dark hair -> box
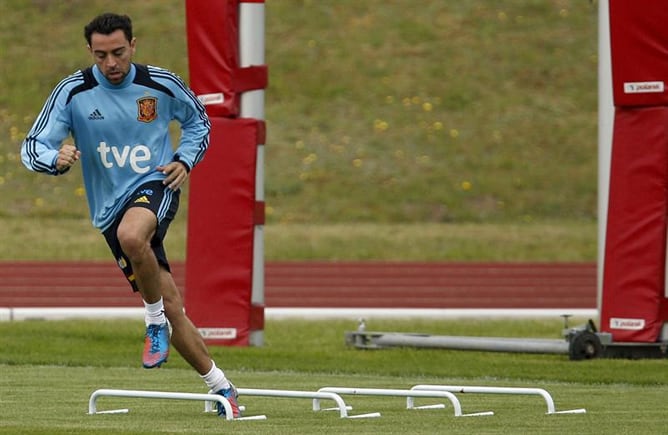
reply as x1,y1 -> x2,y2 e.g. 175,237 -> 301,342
84,13 -> 133,45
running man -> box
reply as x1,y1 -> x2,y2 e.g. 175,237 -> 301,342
20,12 -> 240,417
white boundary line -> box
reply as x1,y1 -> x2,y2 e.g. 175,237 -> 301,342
0,307 -> 597,322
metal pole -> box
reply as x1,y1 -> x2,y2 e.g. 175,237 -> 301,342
597,0 -> 612,320
373,333 -> 570,354
239,1 -> 266,347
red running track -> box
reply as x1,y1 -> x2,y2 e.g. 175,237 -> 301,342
0,261 -> 596,309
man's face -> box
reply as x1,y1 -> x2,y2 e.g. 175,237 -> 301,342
88,29 -> 135,84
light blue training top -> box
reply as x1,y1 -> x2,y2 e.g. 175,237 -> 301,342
21,63 -> 210,231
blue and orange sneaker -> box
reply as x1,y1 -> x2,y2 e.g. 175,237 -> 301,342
142,323 -> 169,368
215,384 -> 241,418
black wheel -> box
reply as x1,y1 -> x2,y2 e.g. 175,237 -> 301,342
569,330 -> 602,360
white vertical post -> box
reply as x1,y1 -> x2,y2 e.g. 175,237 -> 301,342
597,0 -> 613,321
239,1 -> 266,346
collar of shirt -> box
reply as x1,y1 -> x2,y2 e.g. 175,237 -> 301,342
92,63 -> 137,89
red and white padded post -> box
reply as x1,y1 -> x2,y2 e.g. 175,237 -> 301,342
601,107 -> 668,342
184,0 -> 267,346
600,0 -> 668,342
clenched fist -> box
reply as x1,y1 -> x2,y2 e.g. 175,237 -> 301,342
56,144 -> 81,172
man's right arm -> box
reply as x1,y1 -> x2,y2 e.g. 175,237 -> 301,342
21,77 -> 75,175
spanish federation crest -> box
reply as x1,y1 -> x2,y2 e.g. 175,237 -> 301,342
137,96 -> 158,123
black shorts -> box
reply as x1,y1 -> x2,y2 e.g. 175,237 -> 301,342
102,180 -> 180,292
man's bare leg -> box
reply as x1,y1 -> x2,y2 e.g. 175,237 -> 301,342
116,206 -> 240,415
158,267 -> 214,374
117,208 -> 211,374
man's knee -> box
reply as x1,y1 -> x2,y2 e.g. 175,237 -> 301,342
117,208 -> 157,259
117,228 -> 149,259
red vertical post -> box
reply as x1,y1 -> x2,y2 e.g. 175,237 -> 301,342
184,0 -> 267,345
601,0 -> 668,342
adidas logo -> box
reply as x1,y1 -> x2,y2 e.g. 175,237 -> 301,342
134,195 -> 150,204
88,109 -> 104,120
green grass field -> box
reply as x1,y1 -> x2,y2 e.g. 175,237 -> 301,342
0,2 -> 645,434
2,318 -> 668,434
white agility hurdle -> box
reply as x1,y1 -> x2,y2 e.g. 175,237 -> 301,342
317,387 -> 494,417
87,389 -> 266,421
411,385 -> 587,415
205,388 -> 380,419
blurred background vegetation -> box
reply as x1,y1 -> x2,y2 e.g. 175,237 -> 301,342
0,0 -> 599,260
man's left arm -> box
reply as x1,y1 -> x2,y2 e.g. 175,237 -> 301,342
159,74 -> 211,190
171,79 -> 211,173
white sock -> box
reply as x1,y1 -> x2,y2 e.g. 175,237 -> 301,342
200,360 -> 230,392
143,298 -> 167,326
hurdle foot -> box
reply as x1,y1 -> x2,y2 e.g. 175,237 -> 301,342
234,415 -> 268,421
460,411 -> 495,417
412,403 -> 446,410
320,405 -> 353,412
346,412 -> 382,419
89,408 -> 129,415
548,408 -> 587,415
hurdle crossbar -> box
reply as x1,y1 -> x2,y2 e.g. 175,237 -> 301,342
411,385 -> 586,415
88,388 -> 267,421
317,387 -> 493,417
